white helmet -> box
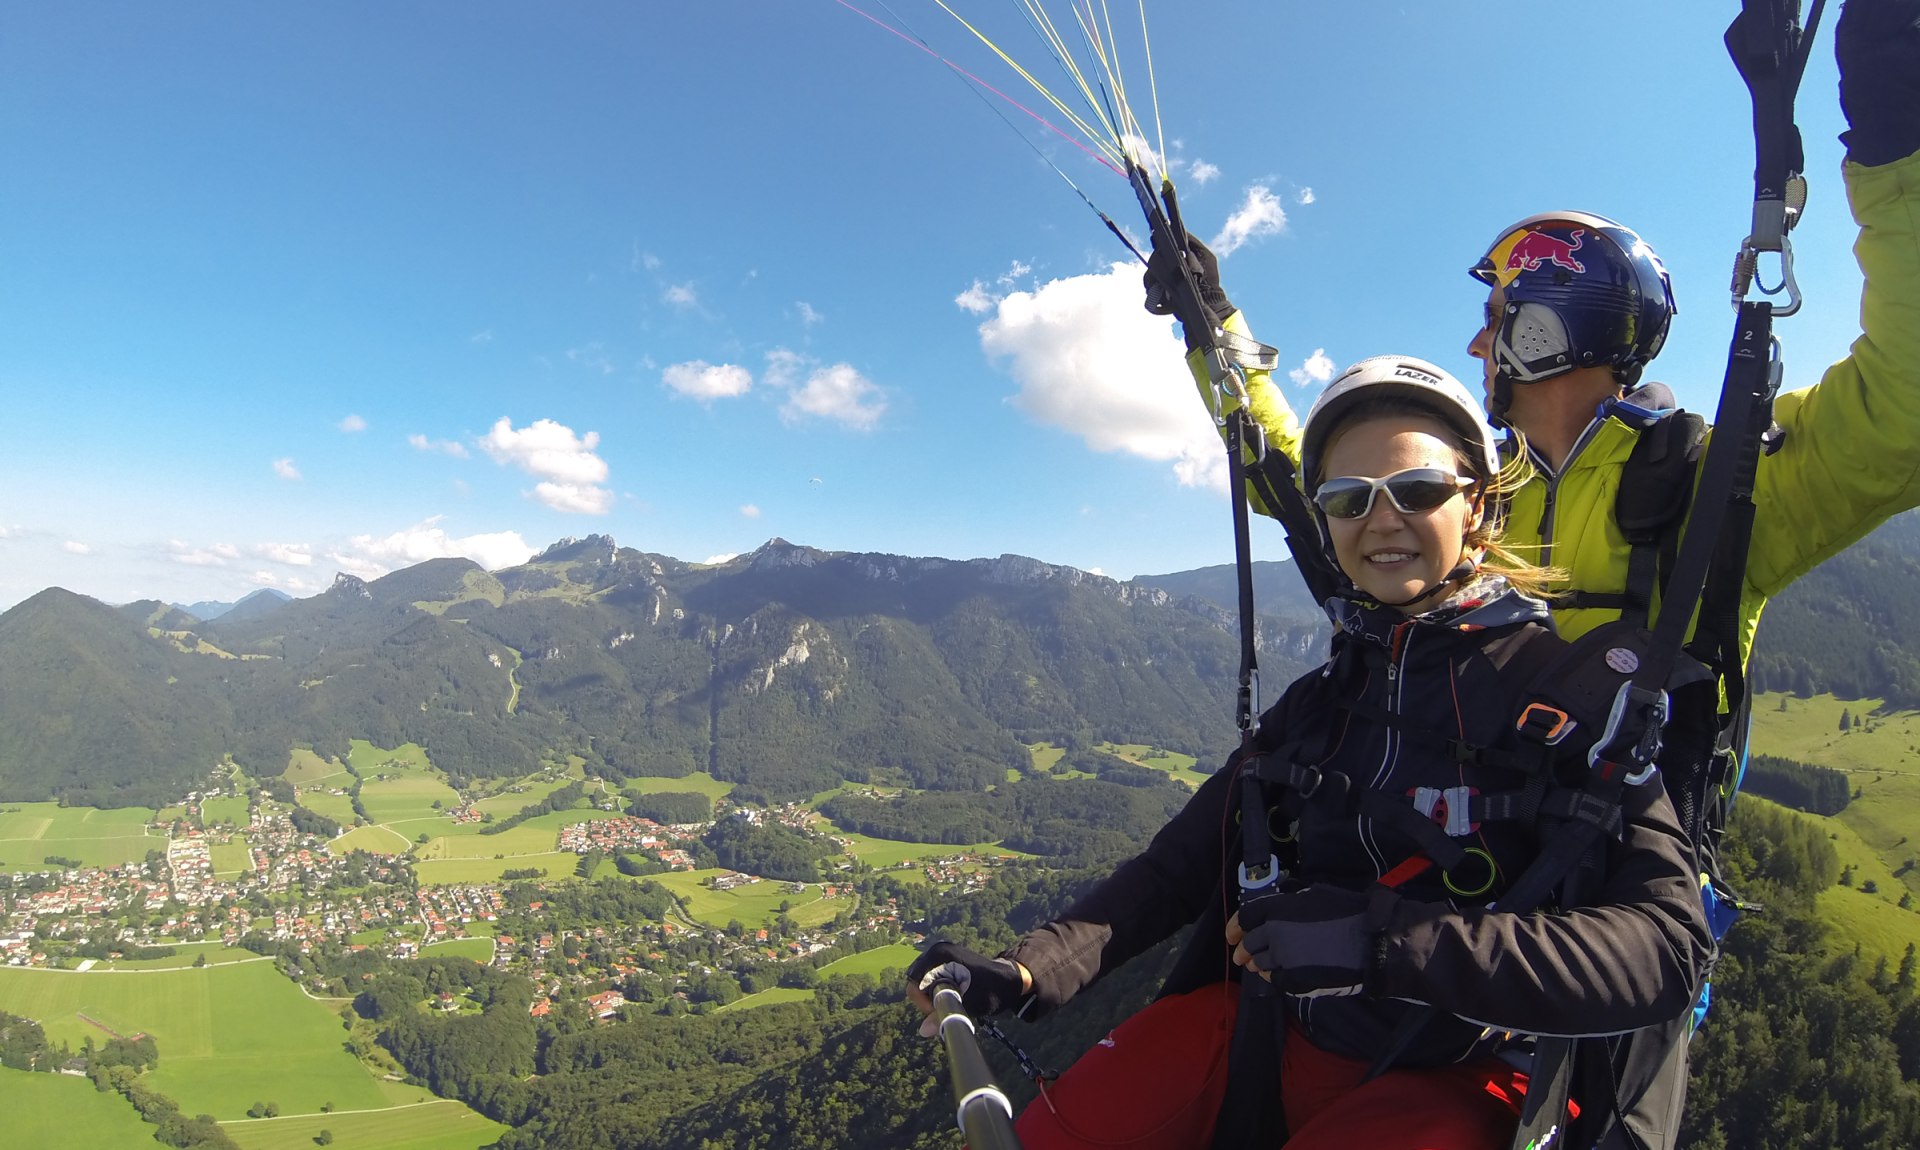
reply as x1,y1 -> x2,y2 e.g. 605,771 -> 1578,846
1300,355 -> 1500,492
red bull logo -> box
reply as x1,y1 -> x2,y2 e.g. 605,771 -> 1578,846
1501,228 -> 1586,276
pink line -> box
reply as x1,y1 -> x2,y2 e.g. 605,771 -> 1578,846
833,0 -> 1125,177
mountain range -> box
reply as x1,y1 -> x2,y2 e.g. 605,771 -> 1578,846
0,536 -> 1322,807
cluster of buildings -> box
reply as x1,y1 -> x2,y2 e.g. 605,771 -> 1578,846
555,814 -> 697,868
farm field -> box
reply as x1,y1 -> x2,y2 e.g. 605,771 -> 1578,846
202,796 -> 251,827
284,747 -> 350,786
715,986 -> 815,1012
421,937 -> 496,963
417,823 -> 558,859
210,837 -> 253,877
1026,742 -> 1066,773
225,1099 -> 506,1150
470,775 -> 573,820
0,961 -> 395,1119
818,942 -> 918,978
829,827 -> 1023,869
0,802 -> 161,870
1100,742 -> 1213,787
98,943 -> 261,971
333,824 -> 416,854
415,852 -> 575,886
647,869 -> 841,929
298,788 -> 359,828
0,1066 -> 156,1149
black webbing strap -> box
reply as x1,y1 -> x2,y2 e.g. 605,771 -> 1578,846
1243,443 -> 1342,609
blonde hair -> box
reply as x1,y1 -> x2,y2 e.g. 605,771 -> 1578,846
1316,404 -> 1566,601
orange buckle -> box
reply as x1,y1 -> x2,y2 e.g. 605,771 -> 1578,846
1516,702 -> 1575,746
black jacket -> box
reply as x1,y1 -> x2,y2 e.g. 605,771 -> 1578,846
1005,585 -> 1714,1067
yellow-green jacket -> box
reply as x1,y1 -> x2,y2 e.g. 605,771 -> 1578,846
1200,148 -> 1920,667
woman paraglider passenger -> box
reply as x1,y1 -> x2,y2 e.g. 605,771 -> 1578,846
907,356 -> 1714,1150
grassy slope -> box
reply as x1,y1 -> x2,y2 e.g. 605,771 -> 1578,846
225,1099 -> 505,1150
0,961 -> 392,1119
0,1066 -> 157,1149
0,803 -> 161,870
1749,692 -> 1920,961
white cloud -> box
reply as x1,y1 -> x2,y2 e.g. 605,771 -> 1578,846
1297,187 -> 1316,205
781,363 -> 885,430
955,281 -> 996,315
63,540 -> 92,555
637,248 -> 660,272
212,542 -> 241,560
338,414 -> 367,433
479,417 -> 613,514
977,261 -> 1229,490
664,282 -> 698,307
331,518 -> 537,578
273,458 -> 302,481
254,542 -> 315,567
797,301 -> 823,326
1289,348 -> 1337,388
1189,160 -> 1221,185
470,329 -> 494,345
662,360 -> 753,401
1211,185 -> 1287,256
409,433 -> 471,458
763,348 -> 806,388
702,553 -> 738,565
955,260 -> 1035,316
532,482 -> 614,515
740,504 -> 761,519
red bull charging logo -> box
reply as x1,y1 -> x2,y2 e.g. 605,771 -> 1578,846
1499,228 -> 1586,277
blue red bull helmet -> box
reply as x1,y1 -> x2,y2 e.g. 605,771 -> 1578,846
1469,211 -> 1676,406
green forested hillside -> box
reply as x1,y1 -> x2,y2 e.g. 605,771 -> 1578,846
0,537 -> 1299,806
1750,510 -> 1920,706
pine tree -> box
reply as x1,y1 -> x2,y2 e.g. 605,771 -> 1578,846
1841,708 -> 1854,731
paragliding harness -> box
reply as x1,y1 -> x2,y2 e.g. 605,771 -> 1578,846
1187,3 -> 1821,1147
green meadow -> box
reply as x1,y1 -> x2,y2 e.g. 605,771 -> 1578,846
829,827 -> 1022,869
210,837 -> 253,878
414,853 -> 576,886
298,787 -> 360,828
0,1066 -> 156,1148
201,796 -> 251,827
1025,742 -> 1066,773
0,803 -> 161,870
421,937 -> 496,963
1746,693 -> 1920,961
646,869 -> 841,930
333,824 -> 417,854
284,747 -> 351,786
714,986 -> 816,1012
817,942 -> 917,978
1099,741 -> 1214,787
225,1099 -> 506,1150
470,775 -> 573,820
0,961 -> 400,1119
97,943 -> 260,971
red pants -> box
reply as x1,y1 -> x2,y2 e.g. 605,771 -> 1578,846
1013,985 -> 1528,1150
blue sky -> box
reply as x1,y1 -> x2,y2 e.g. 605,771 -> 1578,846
0,2 -> 1863,609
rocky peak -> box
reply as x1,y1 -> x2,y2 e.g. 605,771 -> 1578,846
535,534 -> 619,564
329,572 -> 372,600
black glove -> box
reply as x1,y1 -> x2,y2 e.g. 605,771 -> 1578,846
1143,235 -> 1234,351
1837,0 -> 1920,166
1236,884 -> 1391,998
906,938 -> 1026,1029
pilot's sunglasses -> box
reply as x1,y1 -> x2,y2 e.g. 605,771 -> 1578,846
1313,468 -> 1475,520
